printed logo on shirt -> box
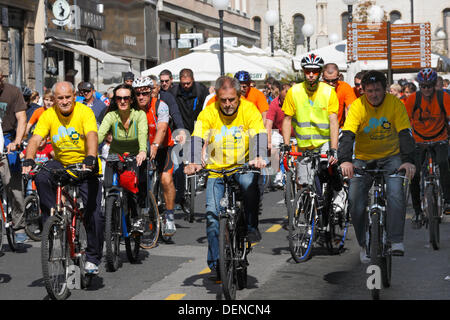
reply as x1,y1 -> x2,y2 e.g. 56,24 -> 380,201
214,125 -> 244,149
363,117 -> 393,140
52,126 -> 83,149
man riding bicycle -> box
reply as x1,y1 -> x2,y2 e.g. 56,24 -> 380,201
281,53 -> 339,191
22,81 -> 104,275
184,76 -> 268,280
338,71 -> 416,262
132,76 -> 178,236
404,68 -> 450,222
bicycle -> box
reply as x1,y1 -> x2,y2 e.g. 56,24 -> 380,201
40,163 -> 95,300
103,154 -> 143,271
353,165 -> 407,300
287,150 -> 348,262
199,165 -> 260,300
415,142 -> 445,250
22,164 -> 43,241
140,160 -> 160,249
0,153 -> 17,252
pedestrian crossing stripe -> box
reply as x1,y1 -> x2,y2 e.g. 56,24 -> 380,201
199,267 -> 211,275
165,294 -> 186,300
266,224 -> 282,233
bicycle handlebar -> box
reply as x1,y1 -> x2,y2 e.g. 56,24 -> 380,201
283,151 -> 328,171
196,164 -> 261,176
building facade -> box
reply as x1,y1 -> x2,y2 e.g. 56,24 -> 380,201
250,0 -> 450,58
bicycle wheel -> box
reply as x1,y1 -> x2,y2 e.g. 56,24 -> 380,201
327,194 -> 349,254
3,194 -> 17,252
188,177 -> 195,223
288,189 -> 316,263
104,195 -> 121,271
154,180 -> 172,243
236,230 -> 248,290
219,216 -> 237,300
425,185 -> 440,250
124,195 -> 141,263
369,209 -> 386,300
41,215 -> 70,300
284,171 -> 295,215
76,217 -> 92,289
24,195 -> 42,241
140,191 -> 160,249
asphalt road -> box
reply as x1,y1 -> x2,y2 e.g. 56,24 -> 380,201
0,188 -> 449,301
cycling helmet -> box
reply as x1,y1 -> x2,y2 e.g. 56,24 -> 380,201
234,71 -> 251,83
22,86 -> 32,97
132,76 -> 154,89
301,53 -> 324,69
417,68 -> 437,84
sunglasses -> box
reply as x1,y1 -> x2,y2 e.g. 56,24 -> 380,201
354,83 -> 361,87
80,89 -> 91,94
136,91 -> 151,97
303,68 -> 320,75
115,96 -> 131,102
420,84 -> 434,89
323,77 -> 339,84
160,79 -> 170,83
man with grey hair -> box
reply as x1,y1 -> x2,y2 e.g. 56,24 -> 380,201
184,76 -> 268,281
0,69 -> 27,244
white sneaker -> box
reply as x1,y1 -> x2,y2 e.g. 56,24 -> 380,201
360,247 -> 370,264
163,213 -> 176,236
391,242 -> 404,256
85,261 -> 99,275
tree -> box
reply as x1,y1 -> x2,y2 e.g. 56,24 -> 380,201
354,0 -> 388,23
271,18 -> 296,56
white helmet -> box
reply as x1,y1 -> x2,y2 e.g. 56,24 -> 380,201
132,76 -> 154,89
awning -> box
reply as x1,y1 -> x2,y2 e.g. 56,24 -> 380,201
46,38 -> 130,72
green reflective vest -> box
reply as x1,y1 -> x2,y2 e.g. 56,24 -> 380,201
291,82 -> 333,149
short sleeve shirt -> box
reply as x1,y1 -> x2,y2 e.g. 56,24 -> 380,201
33,102 -> 98,166
342,94 -> 411,160
335,81 -> 357,127
0,83 -> 27,133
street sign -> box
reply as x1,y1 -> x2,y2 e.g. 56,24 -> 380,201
207,37 -> 238,47
180,33 -> 204,40
390,23 -> 431,69
347,22 -> 388,61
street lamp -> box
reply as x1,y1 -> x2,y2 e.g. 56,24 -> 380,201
302,23 -> 314,52
329,33 -> 339,44
342,0 -> 358,24
368,5 -> 384,23
212,0 -> 229,76
264,10 -> 279,57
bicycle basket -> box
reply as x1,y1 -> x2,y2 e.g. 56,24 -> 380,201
119,169 -> 139,194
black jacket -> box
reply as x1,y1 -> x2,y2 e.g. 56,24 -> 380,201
159,90 -> 184,131
170,82 -> 209,134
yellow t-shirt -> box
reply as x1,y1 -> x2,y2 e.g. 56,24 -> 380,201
282,82 -> 339,117
342,93 -> 411,160
192,98 -> 266,177
33,102 -> 99,166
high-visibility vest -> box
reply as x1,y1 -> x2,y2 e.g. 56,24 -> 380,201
291,82 -> 332,149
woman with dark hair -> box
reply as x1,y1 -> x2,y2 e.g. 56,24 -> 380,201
98,83 -> 148,232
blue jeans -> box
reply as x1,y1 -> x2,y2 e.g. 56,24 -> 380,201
205,172 -> 259,270
348,154 -> 406,247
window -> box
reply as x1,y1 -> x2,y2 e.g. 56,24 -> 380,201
253,16 -> 261,33
293,14 -> 305,47
444,9 -> 450,55
341,12 -> 349,39
389,11 -> 401,24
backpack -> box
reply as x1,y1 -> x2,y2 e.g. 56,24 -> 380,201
412,90 -> 448,140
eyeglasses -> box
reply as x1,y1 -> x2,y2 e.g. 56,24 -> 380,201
80,89 -> 91,94
136,92 -> 151,97
115,96 -> 131,102
323,77 -> 339,84
303,68 -> 320,75
354,83 -> 361,87
420,84 -> 434,89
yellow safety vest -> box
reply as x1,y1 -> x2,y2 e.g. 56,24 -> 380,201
291,82 -> 332,149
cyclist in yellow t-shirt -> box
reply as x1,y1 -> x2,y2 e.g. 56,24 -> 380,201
338,71 -> 416,262
22,81 -> 104,275
184,76 -> 268,279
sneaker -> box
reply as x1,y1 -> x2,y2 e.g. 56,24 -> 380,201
131,218 -> 144,234
412,209 -> 425,229
15,231 -> 28,244
163,214 -> 176,236
208,265 -> 221,283
247,230 -> 261,244
391,242 -> 405,256
84,261 -> 99,275
359,247 -> 370,264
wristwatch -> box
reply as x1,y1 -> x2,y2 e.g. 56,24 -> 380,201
152,143 -> 159,148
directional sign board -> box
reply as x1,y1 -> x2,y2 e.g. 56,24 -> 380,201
390,23 -> 431,69
347,22 -> 388,61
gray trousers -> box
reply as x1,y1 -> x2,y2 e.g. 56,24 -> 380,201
348,154 -> 406,247
0,157 -> 25,230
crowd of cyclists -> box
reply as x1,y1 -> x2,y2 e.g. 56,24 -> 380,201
0,51 -> 449,292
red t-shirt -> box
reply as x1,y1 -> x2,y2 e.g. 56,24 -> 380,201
22,142 -> 53,163
266,97 -> 295,137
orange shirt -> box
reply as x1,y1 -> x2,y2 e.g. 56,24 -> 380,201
404,91 -> 450,143
335,81 -> 357,128
206,87 -> 269,114
28,107 -> 47,126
